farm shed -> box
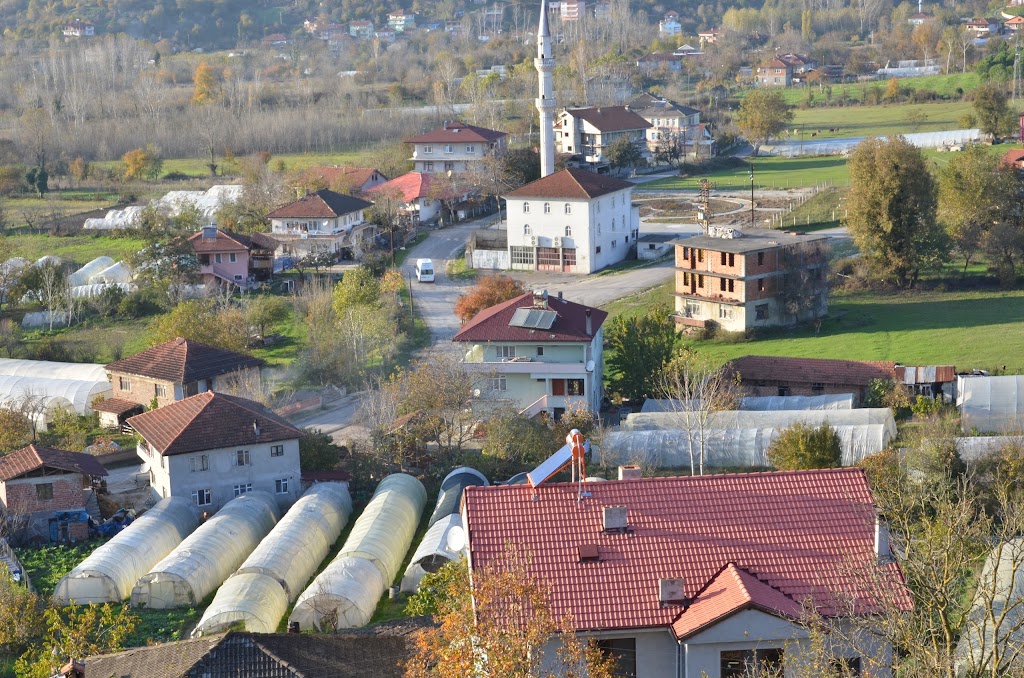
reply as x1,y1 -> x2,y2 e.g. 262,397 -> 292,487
401,514 -> 466,592
426,466 -> 487,528
53,497 -> 199,605
192,482 -> 353,636
290,474 -> 426,631
958,375 -> 1024,433
600,421 -> 895,468
131,492 -> 280,609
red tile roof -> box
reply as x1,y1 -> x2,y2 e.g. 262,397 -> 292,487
0,444 -> 108,481
462,468 -> 909,634
300,166 -> 387,190
671,563 -> 804,639
564,106 -> 652,132
452,292 -> 607,343
1001,148 -> 1024,168
266,189 -> 373,219
92,398 -> 145,415
367,172 -> 434,202
728,355 -> 897,387
405,121 -> 507,144
188,229 -> 278,254
503,168 -> 633,200
127,392 -> 302,457
106,337 -> 264,384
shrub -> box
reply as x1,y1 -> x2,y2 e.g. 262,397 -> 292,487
766,421 -> 843,470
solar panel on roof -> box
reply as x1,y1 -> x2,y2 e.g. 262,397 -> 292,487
509,308 -> 558,330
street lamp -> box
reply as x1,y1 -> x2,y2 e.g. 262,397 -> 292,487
749,163 -> 755,226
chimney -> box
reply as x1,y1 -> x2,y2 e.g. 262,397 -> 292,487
875,512 -> 893,563
585,309 -> 593,337
533,289 -> 548,309
253,419 -> 261,437
659,577 -> 688,606
558,291 -> 563,299
603,506 -> 628,532
443,120 -> 449,129
201,225 -> 217,239
618,465 -> 642,480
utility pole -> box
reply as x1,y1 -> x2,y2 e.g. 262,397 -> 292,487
1014,36 -> 1022,106
698,179 -> 712,233
749,163 -> 755,226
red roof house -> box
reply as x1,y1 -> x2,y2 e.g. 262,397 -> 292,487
728,355 -> 899,405
297,166 -> 388,194
462,467 -> 910,677
366,172 -> 443,224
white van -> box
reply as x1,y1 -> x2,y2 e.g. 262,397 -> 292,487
415,258 -> 435,282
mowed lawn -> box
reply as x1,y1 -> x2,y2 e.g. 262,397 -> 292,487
790,100 -> 974,140
644,155 -> 850,191
690,288 -> 1024,372
773,72 -> 981,107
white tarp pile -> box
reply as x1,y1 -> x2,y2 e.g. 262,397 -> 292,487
85,185 -> 243,230
290,474 -> 426,631
641,394 -> 855,413
131,492 -> 280,609
193,482 -> 353,635
958,376 -> 1024,434
53,498 -> 199,605
600,408 -> 898,468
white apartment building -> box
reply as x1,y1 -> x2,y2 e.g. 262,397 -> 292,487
504,168 -> 639,274
405,121 -> 508,174
555,106 -> 652,171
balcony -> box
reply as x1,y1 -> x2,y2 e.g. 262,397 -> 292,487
463,360 -> 588,376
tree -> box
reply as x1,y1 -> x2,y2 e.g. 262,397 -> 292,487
606,306 -> 679,403
404,545 -> 617,678
405,557 -> 469,617
332,266 -> 380,313
148,299 -> 248,352
0,571 -> 43,656
244,296 -> 290,339
973,83 -> 1011,142
386,354 -> 478,458
15,603 -> 139,678
735,89 -> 794,156
766,421 -> 843,470
121,145 -> 163,181
191,61 -> 218,105
844,137 -> 947,288
938,145 -> 1006,272
298,429 -> 341,471
24,167 -> 47,198
480,408 -> 554,476
453,275 -> 525,322
0,406 -> 32,455
606,135 -> 642,171
128,233 -> 200,306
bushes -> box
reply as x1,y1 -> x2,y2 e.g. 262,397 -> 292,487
766,421 -> 843,471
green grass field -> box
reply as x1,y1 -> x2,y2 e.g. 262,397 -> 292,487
6,233 -> 148,264
790,100 -> 974,140
772,187 -> 845,231
93,150 -> 368,179
644,155 -> 850,191
773,72 -> 981,107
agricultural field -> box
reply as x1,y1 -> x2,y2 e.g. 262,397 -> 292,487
92,149 -> 368,180
644,155 -> 850,191
790,100 -> 974,140
773,72 -> 981,107
4,233 -> 148,265
607,281 -> 1024,373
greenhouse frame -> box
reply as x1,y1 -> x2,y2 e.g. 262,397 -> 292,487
131,492 -> 280,609
53,497 -> 199,605
427,466 -> 487,528
290,473 -> 426,631
958,376 -> 1024,434
192,482 -> 353,636
401,514 -> 465,592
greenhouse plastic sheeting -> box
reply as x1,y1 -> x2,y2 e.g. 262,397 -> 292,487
20,311 -> 68,329
641,395 -> 855,413
599,424 -> 894,469
958,376 -> 1024,433
621,408 -> 896,435
53,497 -> 198,605
955,538 -> 1024,674
0,374 -> 110,416
68,256 -> 115,286
956,436 -> 1024,464
70,283 -> 137,300
92,262 -> 133,284
131,492 -> 280,609
192,573 -> 290,636
427,466 -> 487,528
0,358 -> 107,382
34,255 -> 60,268
401,514 -> 465,592
83,205 -> 146,230
290,473 -> 426,631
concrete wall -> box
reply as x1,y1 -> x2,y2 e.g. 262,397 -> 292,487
639,241 -> 672,260
0,473 -> 87,514
140,438 -> 300,511
471,248 -> 508,270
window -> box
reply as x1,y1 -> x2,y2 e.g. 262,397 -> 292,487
698,274 -> 705,288
720,251 -> 727,265
565,225 -> 572,237
758,278 -> 765,292
229,253 -> 237,263
271,444 -> 284,457
523,202 -> 530,213
524,224 -> 531,236
490,376 -> 507,391
812,382 -> 826,394
778,386 -> 791,396
719,305 -> 734,319
466,144 -> 475,152
119,377 -> 131,392
564,248 -> 577,267
612,217 -> 616,230
510,246 -> 535,265
831,658 -> 861,676
596,638 -> 637,677
596,246 -> 602,254
214,253 -> 222,264
233,483 -> 252,497
567,379 -> 585,396
192,489 -> 212,506
236,450 -> 251,466
544,202 -> 551,213
612,240 -> 617,248
698,249 -> 704,262
36,483 -> 53,501
720,278 -> 726,291
444,161 -> 455,172
757,251 -> 765,265
684,300 -> 700,317
424,161 -> 434,171
564,203 -> 572,214
496,346 -> 516,359
721,649 -> 784,677
423,144 -> 433,153
444,144 -> 454,153
190,455 -> 209,472
728,279 -> 735,292
755,304 -> 770,320
275,478 -> 289,494
536,346 -> 544,356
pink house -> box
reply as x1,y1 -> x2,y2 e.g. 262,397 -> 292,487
188,226 -> 278,291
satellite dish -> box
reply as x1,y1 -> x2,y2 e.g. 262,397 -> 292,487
473,388 -> 481,397
446,525 -> 467,553
585,360 -> 595,372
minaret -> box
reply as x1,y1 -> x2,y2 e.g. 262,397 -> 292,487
535,0 -> 556,177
